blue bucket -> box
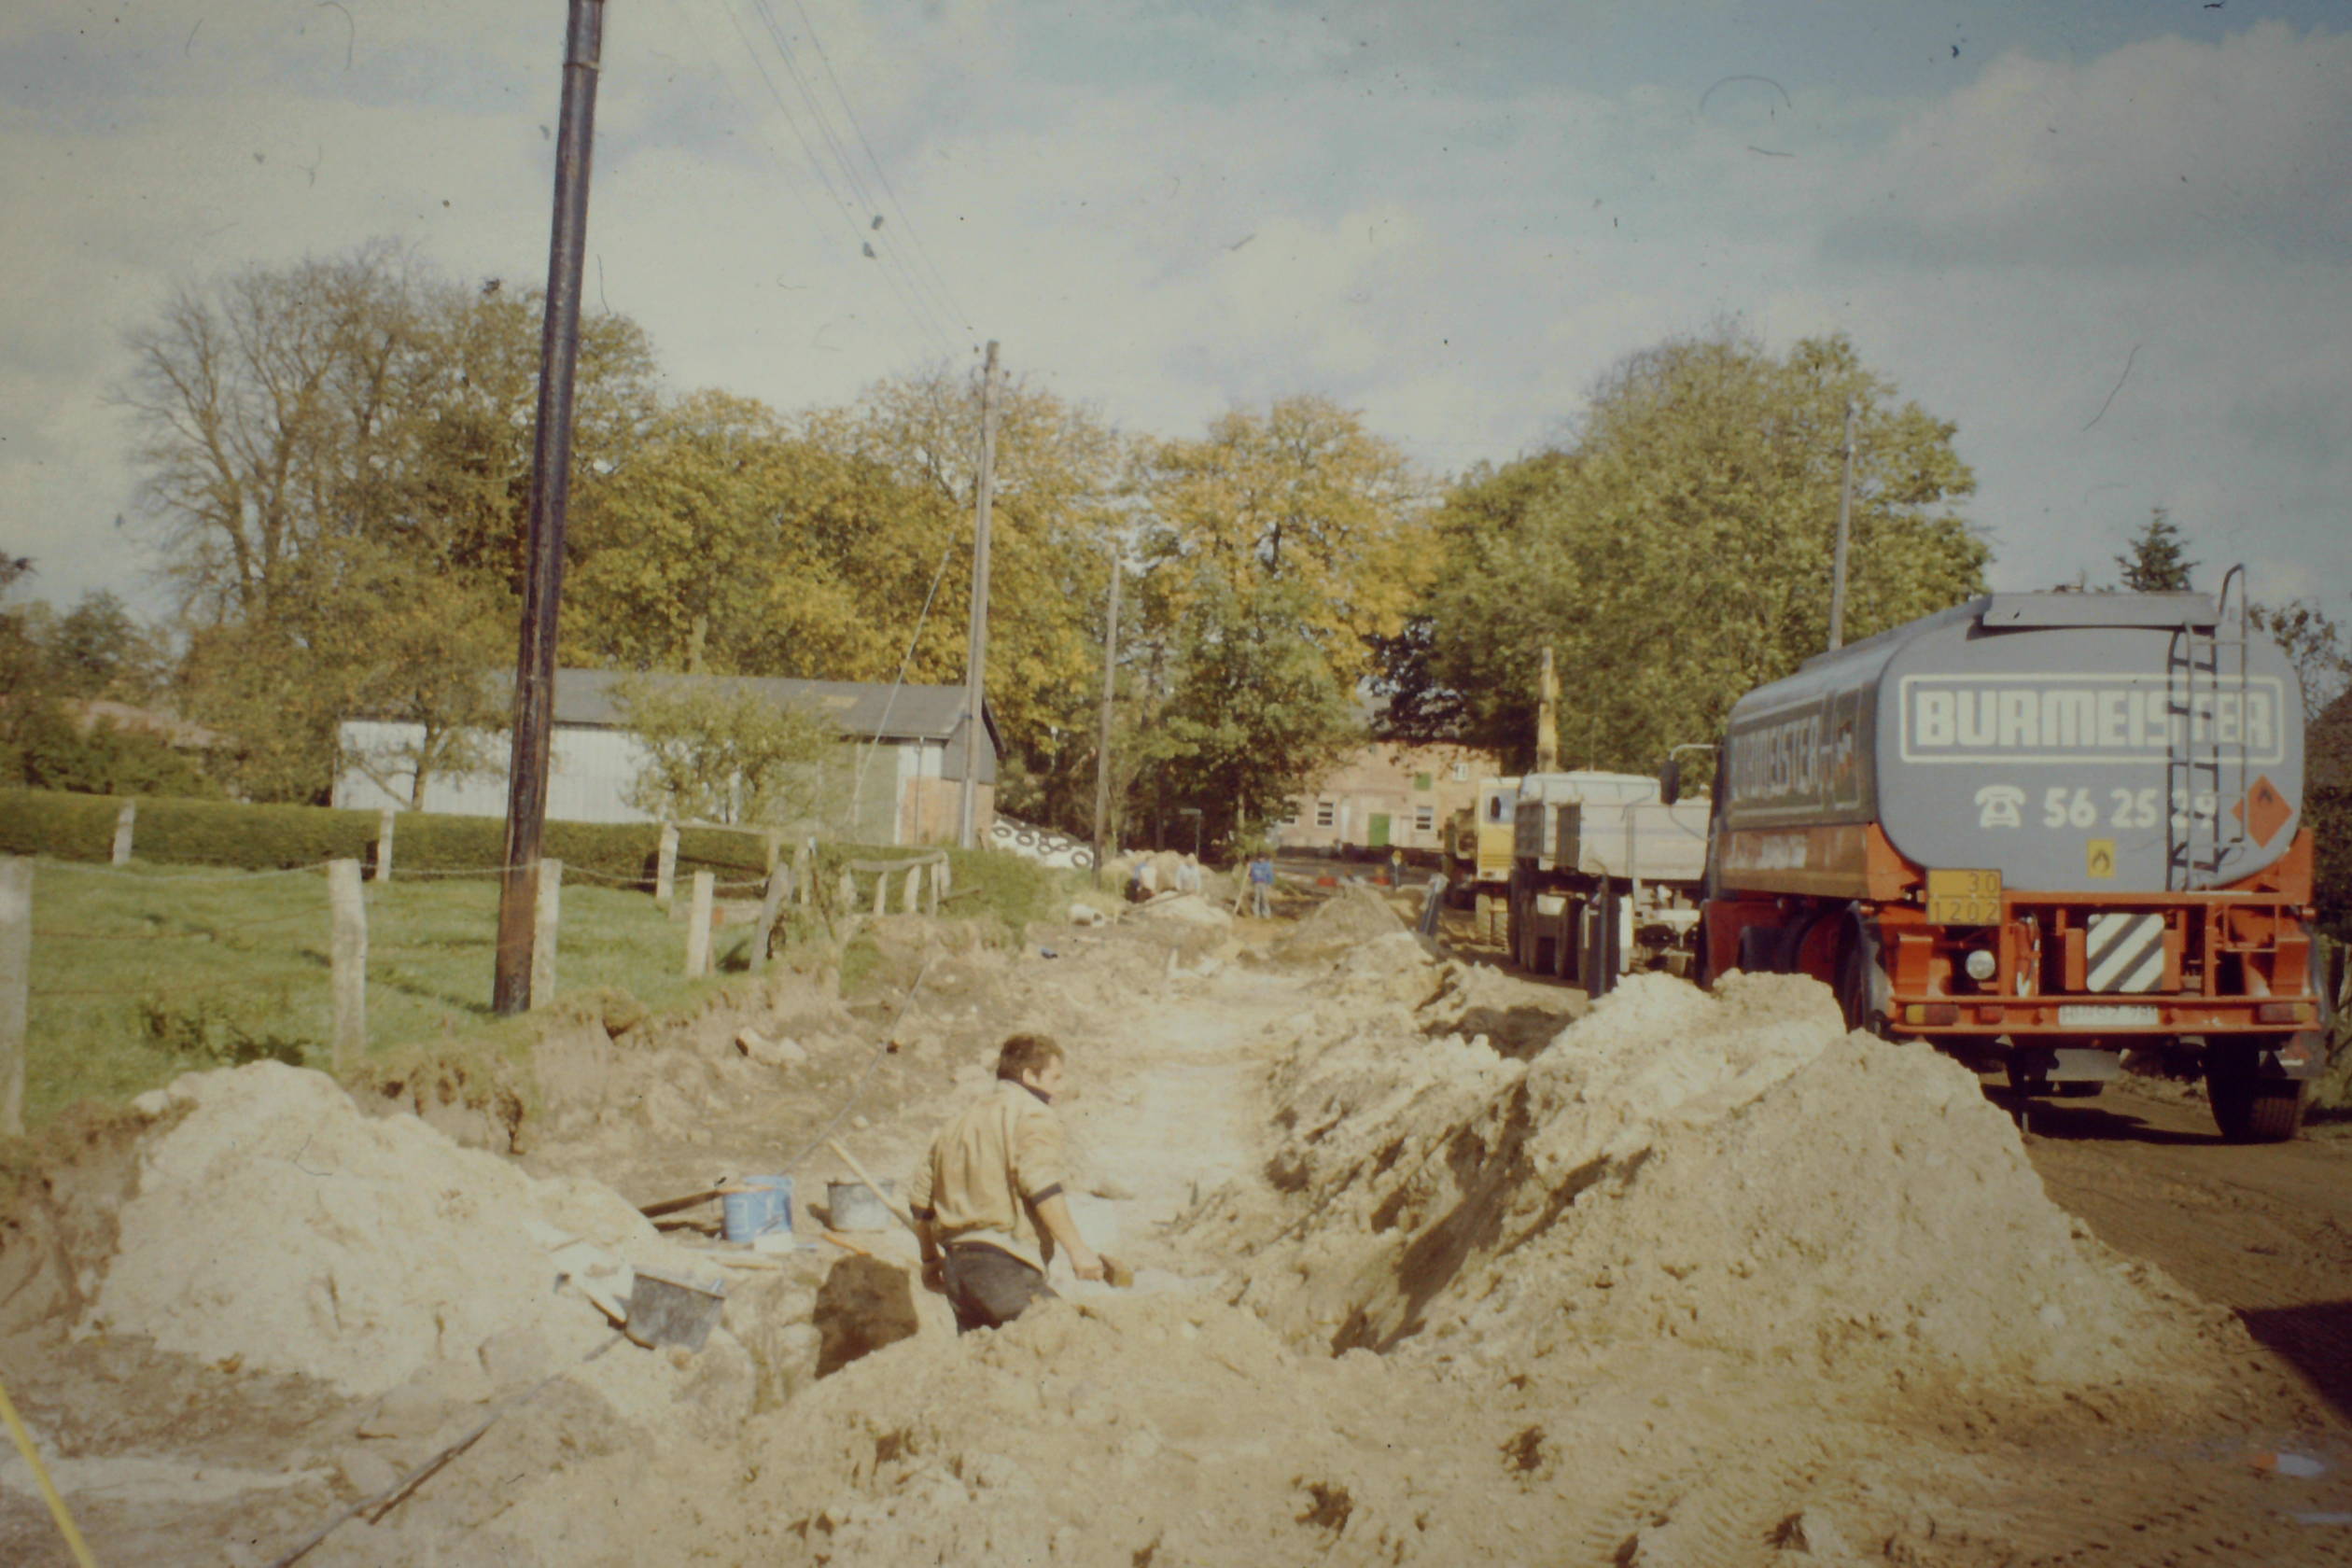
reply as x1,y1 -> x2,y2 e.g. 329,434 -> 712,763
746,1174 -> 793,1237
720,1186 -> 764,1244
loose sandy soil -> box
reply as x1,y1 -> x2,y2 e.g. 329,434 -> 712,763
3,885 -> 2349,1566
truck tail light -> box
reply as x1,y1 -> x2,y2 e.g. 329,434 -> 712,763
1905,1003 -> 1960,1027
2256,1002 -> 2307,1024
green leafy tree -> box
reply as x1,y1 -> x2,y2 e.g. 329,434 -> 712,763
2115,509 -> 2197,593
1128,578 -> 1358,853
613,677 -> 843,829
2250,599 -> 2351,725
1407,329 -> 1986,772
47,591 -> 168,701
118,244 -> 659,801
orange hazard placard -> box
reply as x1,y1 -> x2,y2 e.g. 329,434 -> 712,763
2234,777 -> 2292,847
1925,867 -> 2002,926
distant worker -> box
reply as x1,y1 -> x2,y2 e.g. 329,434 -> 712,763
1174,855 -> 1202,894
1248,851 -> 1275,918
911,1033 -> 1104,1334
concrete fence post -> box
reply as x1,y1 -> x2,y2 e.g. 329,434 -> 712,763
328,860 -> 367,1075
871,868 -> 889,917
836,868 -> 856,917
792,840 -> 813,906
655,824 -> 679,911
374,808 -> 397,883
0,858 -> 30,1137
750,864 -> 790,975
927,858 -> 942,917
531,859 -> 562,1007
685,871 -> 715,978
903,864 -> 921,915
763,830 -> 783,875
111,803 -> 135,867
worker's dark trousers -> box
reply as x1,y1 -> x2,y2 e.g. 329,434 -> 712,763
943,1243 -> 1054,1334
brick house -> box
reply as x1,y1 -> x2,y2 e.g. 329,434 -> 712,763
1271,741 -> 1505,857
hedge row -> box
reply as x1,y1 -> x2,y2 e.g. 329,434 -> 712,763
0,790 -> 769,885
0,790 -> 1084,920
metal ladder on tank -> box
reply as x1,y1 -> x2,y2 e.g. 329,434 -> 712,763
2165,565 -> 2249,891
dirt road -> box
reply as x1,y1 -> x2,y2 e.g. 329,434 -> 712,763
2023,1081 -> 2352,1420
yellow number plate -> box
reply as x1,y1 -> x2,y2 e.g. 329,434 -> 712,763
1925,867 -> 2003,926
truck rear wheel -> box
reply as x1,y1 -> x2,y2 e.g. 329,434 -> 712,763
2207,1071 -> 2306,1142
1554,899 -> 1581,981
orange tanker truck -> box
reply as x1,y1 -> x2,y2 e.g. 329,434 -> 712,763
1671,575 -> 2330,1141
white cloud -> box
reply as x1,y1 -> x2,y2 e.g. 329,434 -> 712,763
1,1 -> 2345,648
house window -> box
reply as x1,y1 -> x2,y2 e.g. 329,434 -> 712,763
1413,773 -> 1434,791
1451,762 -> 1470,782
1280,802 -> 1299,826
1414,805 -> 1435,833
1314,800 -> 1336,828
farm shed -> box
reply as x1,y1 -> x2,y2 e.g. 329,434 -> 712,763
333,669 -> 999,847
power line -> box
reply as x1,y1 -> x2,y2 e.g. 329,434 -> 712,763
776,0 -> 975,338
735,0 -> 968,353
666,0 -> 964,361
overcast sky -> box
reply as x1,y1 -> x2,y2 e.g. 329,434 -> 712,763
3,0 -> 2346,642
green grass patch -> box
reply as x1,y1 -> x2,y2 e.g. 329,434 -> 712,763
17,861 -> 751,1128
14,845 -> 1087,1128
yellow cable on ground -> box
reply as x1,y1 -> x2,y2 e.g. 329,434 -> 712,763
0,1368 -> 98,1567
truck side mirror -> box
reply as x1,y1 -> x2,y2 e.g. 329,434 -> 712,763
1659,759 -> 1682,805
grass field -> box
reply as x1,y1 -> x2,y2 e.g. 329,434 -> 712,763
17,860 -> 796,1128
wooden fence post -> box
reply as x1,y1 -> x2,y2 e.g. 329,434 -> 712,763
328,860 -> 367,1075
375,808 -> 397,883
111,803 -> 135,867
655,824 -> 679,911
0,858 -> 29,1137
685,871 -> 715,978
749,864 -> 790,974
531,859 -> 562,1007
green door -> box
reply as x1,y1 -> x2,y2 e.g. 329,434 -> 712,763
1368,813 -> 1392,848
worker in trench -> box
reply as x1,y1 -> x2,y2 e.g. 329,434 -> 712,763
910,1031 -> 1106,1332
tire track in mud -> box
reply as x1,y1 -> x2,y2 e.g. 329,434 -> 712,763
2023,1086 -> 2352,1421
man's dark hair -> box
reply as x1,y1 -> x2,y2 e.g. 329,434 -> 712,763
996,1032 -> 1064,1082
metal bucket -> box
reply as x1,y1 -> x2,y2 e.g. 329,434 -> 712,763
624,1267 -> 726,1351
827,1177 -> 895,1233
746,1174 -> 793,1236
720,1186 -> 764,1243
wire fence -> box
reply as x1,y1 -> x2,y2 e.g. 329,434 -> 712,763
0,841 -> 961,1136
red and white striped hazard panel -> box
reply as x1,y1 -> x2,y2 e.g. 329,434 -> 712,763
2085,912 -> 2165,994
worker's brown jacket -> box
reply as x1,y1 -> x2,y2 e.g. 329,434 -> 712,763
908,1080 -> 1067,1272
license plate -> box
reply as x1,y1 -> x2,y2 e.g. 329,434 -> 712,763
1925,867 -> 2002,926
2058,1004 -> 2160,1029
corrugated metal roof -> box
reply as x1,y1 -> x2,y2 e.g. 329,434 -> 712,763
541,667 -> 988,740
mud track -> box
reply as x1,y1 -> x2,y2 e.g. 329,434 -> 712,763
2023,1081 -> 2352,1420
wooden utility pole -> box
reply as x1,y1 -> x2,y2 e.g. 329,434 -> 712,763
1827,398 -> 1856,651
1091,554 -> 1122,880
494,0 -> 607,1015
957,341 -> 1002,850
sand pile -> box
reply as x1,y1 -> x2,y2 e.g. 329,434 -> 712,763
1210,972 -> 2234,1394
1270,882 -> 1406,965
721,1292 -> 1560,1568
91,1062 -> 705,1397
